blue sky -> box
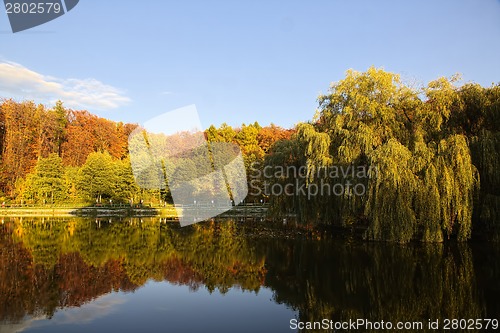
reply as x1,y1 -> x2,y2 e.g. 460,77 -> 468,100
1,0 -> 499,129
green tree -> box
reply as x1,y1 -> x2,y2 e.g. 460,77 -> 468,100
77,152 -> 115,203
51,100 -> 68,157
63,166 -> 80,203
113,157 -> 139,203
23,154 -> 66,204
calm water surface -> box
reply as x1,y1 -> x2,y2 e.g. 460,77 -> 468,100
0,217 -> 499,332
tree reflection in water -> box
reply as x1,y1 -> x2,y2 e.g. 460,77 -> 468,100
0,217 -> 499,330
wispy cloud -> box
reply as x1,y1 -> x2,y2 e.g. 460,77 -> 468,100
52,294 -> 126,325
0,61 -> 131,110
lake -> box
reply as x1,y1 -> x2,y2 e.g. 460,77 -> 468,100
0,217 -> 499,332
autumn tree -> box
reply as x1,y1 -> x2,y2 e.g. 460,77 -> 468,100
257,124 -> 294,153
62,110 -> 131,166
0,100 -> 42,195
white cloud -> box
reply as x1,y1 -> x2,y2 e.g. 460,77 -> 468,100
1,294 -> 127,333
51,294 -> 127,325
0,61 -> 131,110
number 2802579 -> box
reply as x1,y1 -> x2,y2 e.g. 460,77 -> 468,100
5,2 -> 62,14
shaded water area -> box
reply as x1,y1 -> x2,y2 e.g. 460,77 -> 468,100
0,217 -> 499,332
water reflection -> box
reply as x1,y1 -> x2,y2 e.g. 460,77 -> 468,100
264,240 -> 498,331
0,217 -> 499,332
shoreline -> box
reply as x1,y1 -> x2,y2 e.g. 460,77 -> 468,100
0,208 -> 495,243
0,207 -> 169,217
0,204 -> 269,218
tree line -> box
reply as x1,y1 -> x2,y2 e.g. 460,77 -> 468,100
0,99 -> 292,205
1,67 -> 498,242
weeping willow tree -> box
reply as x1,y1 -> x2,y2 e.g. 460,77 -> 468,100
264,124 -> 319,223
467,84 -> 500,241
320,68 -> 480,242
264,67 -> 488,242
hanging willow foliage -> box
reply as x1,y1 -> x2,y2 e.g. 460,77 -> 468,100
463,83 -> 500,241
295,123 -> 332,183
435,135 -> 478,240
264,67 -> 495,242
365,139 -> 417,243
470,129 -> 500,240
